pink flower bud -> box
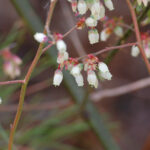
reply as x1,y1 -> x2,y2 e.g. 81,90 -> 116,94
3,62 -> 14,79
12,55 -> 22,65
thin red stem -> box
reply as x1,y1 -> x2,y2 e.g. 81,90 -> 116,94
63,25 -> 77,38
42,25 -> 77,53
0,80 -> 25,85
126,0 -> 150,74
77,42 -> 137,60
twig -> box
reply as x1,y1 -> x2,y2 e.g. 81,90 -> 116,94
8,1 -> 58,150
126,0 -> 150,74
42,25 -> 77,53
77,42 -> 137,60
105,4 -> 150,64
0,80 -> 25,85
63,25 -> 77,38
118,22 -> 135,32
91,77 -> 150,102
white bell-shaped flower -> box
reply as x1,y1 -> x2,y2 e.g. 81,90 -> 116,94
91,2 -> 105,20
100,71 -> 112,80
74,74 -> 84,87
88,29 -> 99,44
77,0 -> 88,15
131,45 -> 140,57
100,28 -> 111,41
34,33 -> 47,43
104,0 -> 114,10
85,16 -> 97,27
90,1 -> 105,20
98,62 -> 109,73
53,70 -> 63,86
145,47 -> 150,58
87,70 -> 98,88
56,40 -> 67,53
114,26 -> 123,37
98,62 -> 112,80
71,65 -> 81,76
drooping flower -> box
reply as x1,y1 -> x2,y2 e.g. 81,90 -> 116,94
98,62 -> 112,80
104,0 -> 114,10
98,62 -> 109,72
74,74 -> 84,86
100,28 -> 112,41
87,70 -> 98,88
145,46 -> 150,58
85,16 -> 98,27
34,33 -> 47,43
131,45 -> 140,57
90,1 -> 105,20
56,40 -> 67,53
2,50 -> 22,79
3,62 -> 21,79
88,29 -> 99,44
53,69 -> 63,86
141,32 -> 150,59
100,71 -> 112,80
70,64 -> 81,76
114,26 -> 123,37
12,55 -> 22,65
77,0 -> 88,15
71,0 -> 78,12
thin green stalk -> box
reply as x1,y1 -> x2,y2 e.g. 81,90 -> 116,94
8,1 -> 58,150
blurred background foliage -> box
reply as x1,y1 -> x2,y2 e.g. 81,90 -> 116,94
0,0 -> 150,150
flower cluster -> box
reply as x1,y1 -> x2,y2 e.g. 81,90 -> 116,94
53,52 -> 112,88
1,49 -> 22,79
68,0 -> 114,44
34,33 -> 112,88
131,32 -> 150,58
100,17 -> 124,41
33,0 -> 114,88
